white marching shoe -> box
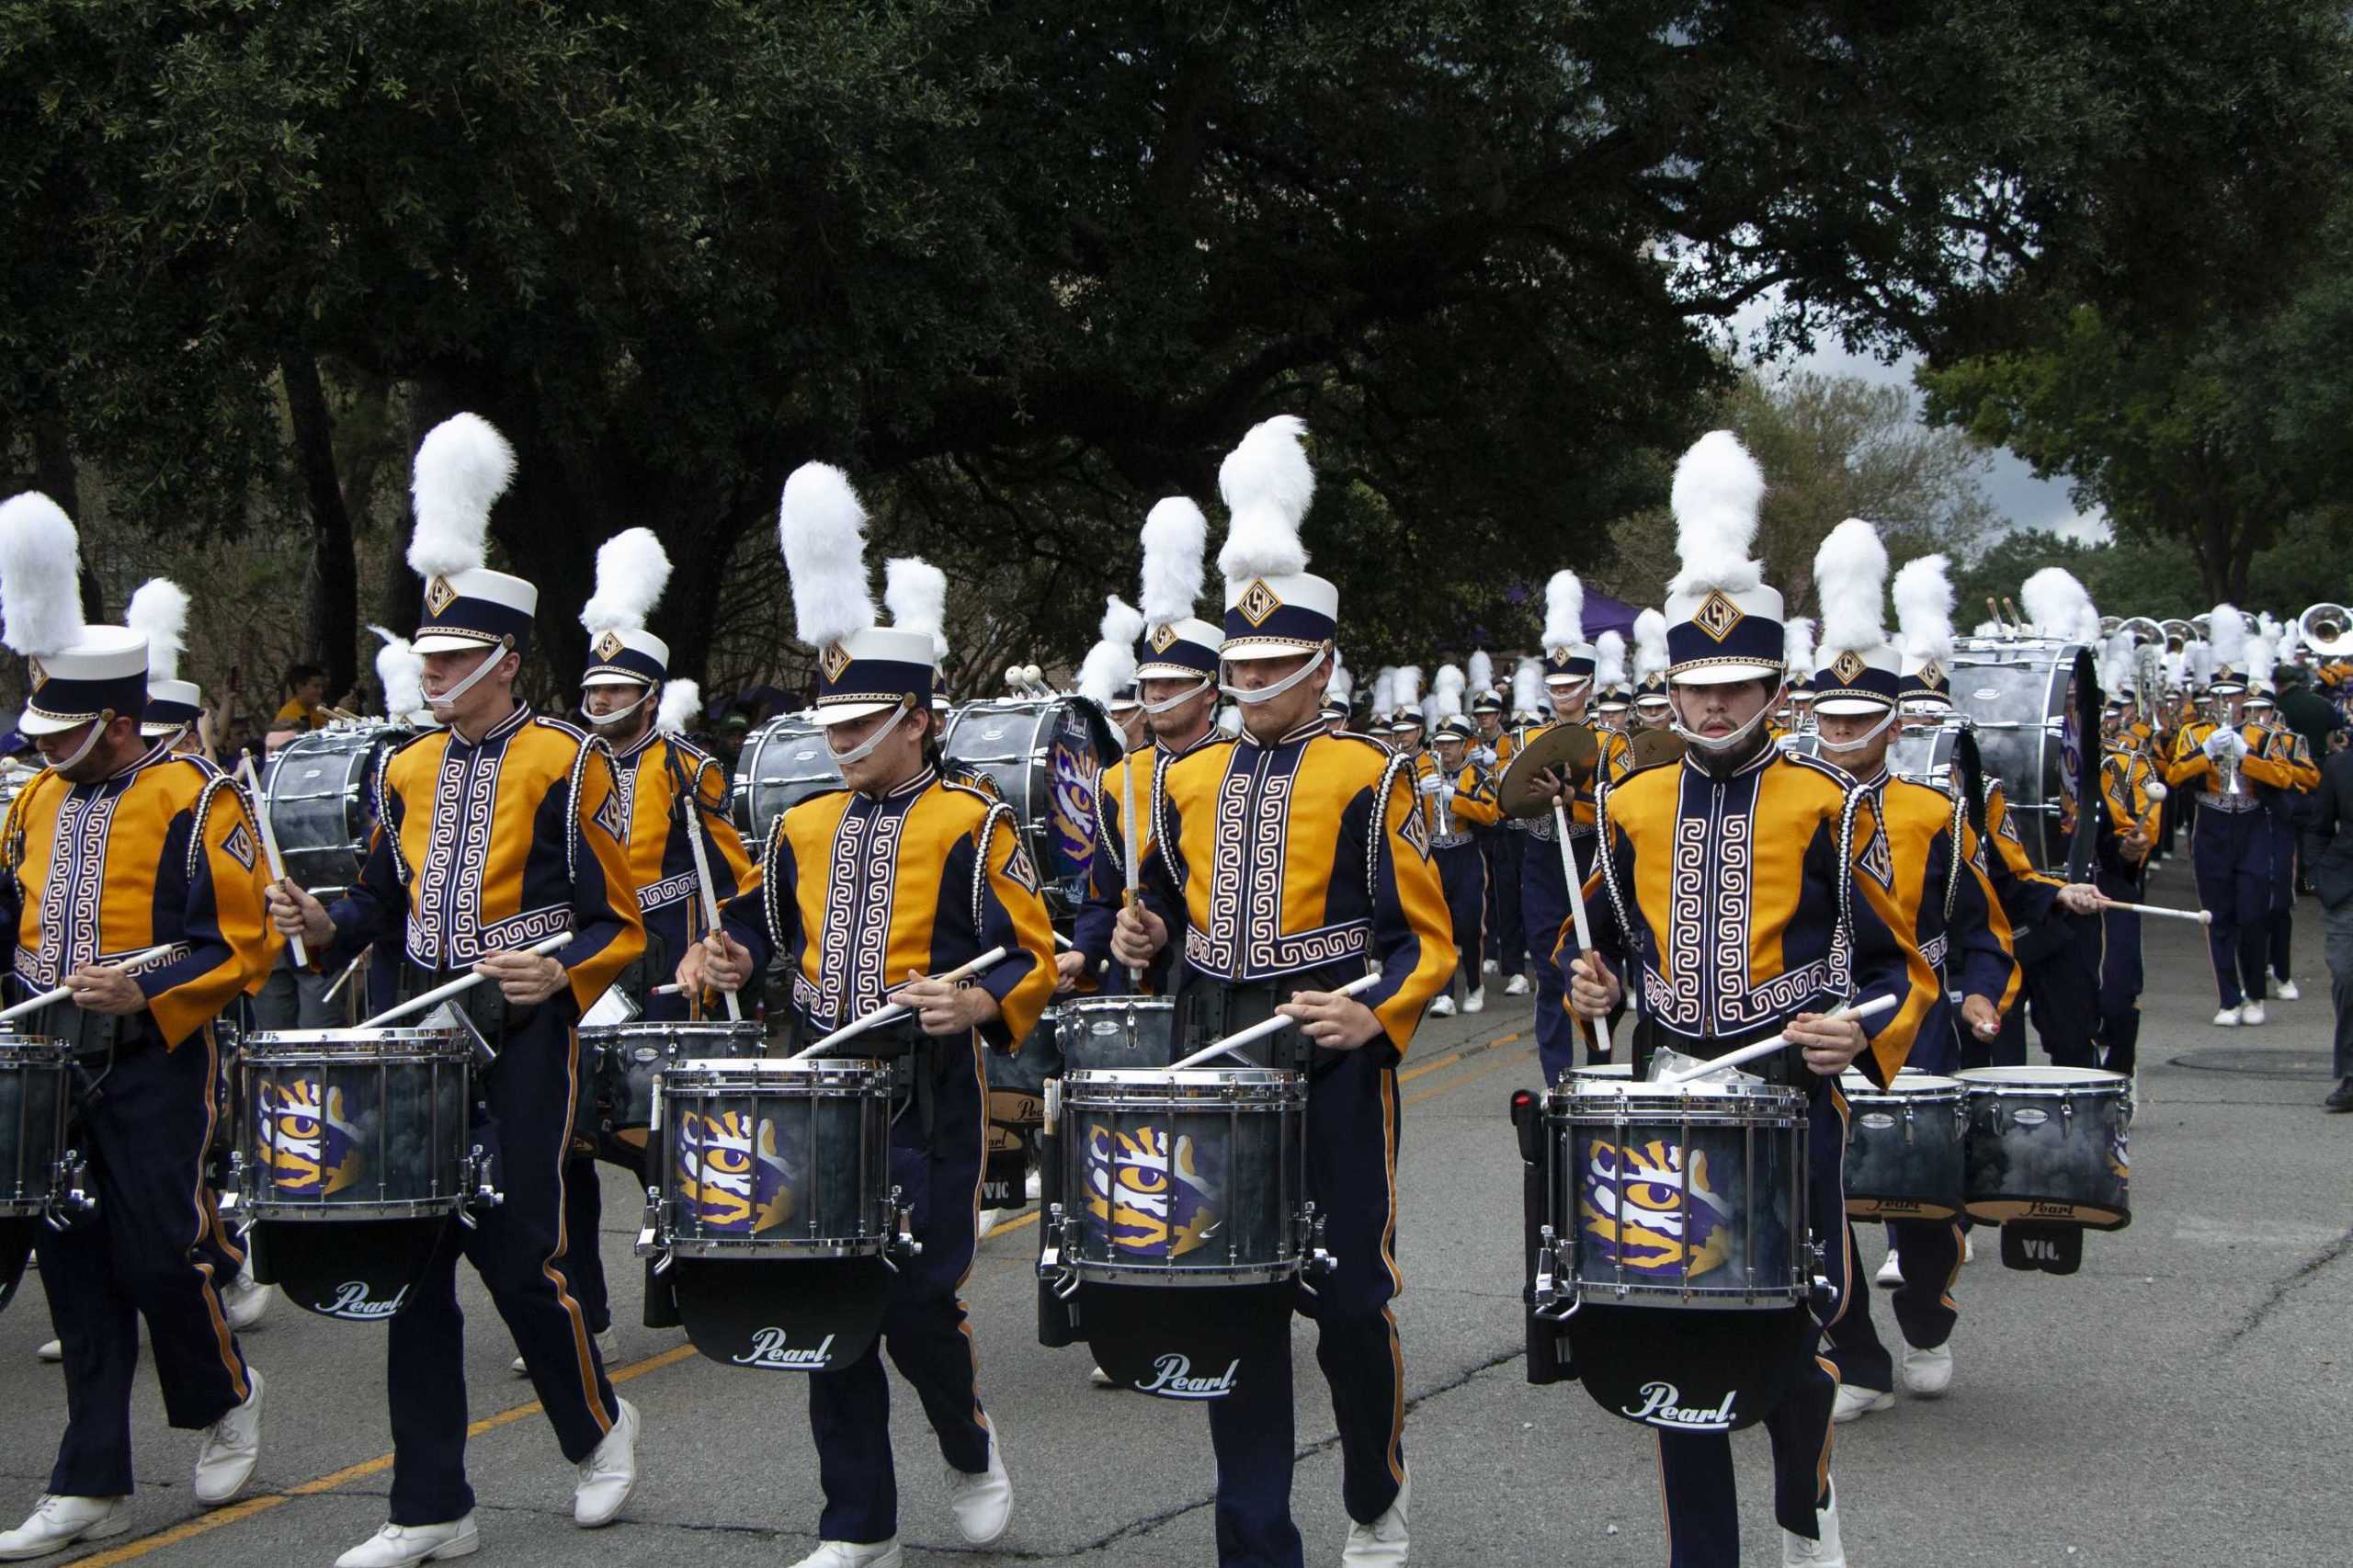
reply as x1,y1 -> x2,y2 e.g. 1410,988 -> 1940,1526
0,1495 -> 129,1560
1831,1382 -> 1893,1424
1087,1365 -> 1115,1388
1781,1479 -> 1847,1566
1428,994 -> 1456,1017
1962,1232 -> 1976,1265
945,1424 -> 1012,1546
222,1261 -> 273,1332
1874,1250 -> 1903,1289
515,1325 -> 617,1378
335,1515 -> 479,1568
2212,1006 -> 2242,1027
2276,978 -> 2301,1001
786,1542 -> 901,1568
1483,957 -> 1499,974
1342,1464 -> 1410,1565
573,1397 -> 639,1527
193,1365 -> 265,1505
1900,1342 -> 1955,1398
33,1340 -> 59,1364
1462,986 -> 1485,1015
1504,974 -> 1529,997
2241,1001 -> 2267,1026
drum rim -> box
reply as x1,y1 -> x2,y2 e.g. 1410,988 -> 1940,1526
582,1020 -> 767,1040
1550,1077 -> 1807,1105
1061,1065 -> 1302,1088
1954,1065 -> 2130,1089
1841,1070 -> 1966,1095
0,1037 -> 71,1061
1054,996 -> 1178,1017
663,1057 -> 895,1083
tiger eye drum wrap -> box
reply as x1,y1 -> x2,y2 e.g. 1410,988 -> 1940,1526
238,1027 -> 472,1221
652,1057 -> 899,1258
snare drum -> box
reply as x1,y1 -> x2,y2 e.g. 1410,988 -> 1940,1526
0,1034 -> 71,1218
1540,1075 -> 1811,1310
1839,1070 -> 1967,1220
1052,995 -> 1176,1073
587,1021 -> 765,1147
1052,1065 -> 1312,1287
1956,1066 -> 2131,1230
654,1058 -> 898,1258
239,1028 -> 472,1221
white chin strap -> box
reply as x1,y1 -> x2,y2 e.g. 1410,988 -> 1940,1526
1669,685 -> 1785,756
1142,676 -> 1214,716
581,684 -> 654,728
1220,645 -> 1328,707
427,642 -> 510,713
825,701 -> 914,767
1814,705 -> 1901,758
53,714 -> 113,772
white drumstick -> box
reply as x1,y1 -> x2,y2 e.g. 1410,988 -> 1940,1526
358,933 -> 574,1028
678,783 -> 743,1023
238,751 -> 307,968
1120,750 -> 1143,988
788,946 -> 1011,1060
320,947 -> 369,1004
0,943 -> 179,1023
1553,800 -> 1610,1059
1163,973 -> 1383,1072
2095,896 -> 2211,925
1657,994 -> 1897,1085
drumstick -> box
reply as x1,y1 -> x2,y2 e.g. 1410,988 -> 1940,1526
651,981 -> 685,996
1120,749 -> 1143,988
788,946 -> 1011,1060
1162,973 -> 1383,1072
2093,896 -> 2212,925
1657,994 -> 1897,1085
237,750 -> 306,969
358,932 -> 574,1028
1552,800 -> 1611,1060
0,943 -> 178,1023
319,947 -> 369,1004
678,784 -> 743,1023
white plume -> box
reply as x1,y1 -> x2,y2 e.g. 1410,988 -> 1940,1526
779,462 -> 876,651
1392,664 -> 1423,711
1370,667 -> 1396,718
1543,570 -> 1586,651
1140,496 -> 1210,625
1782,615 -> 1816,671
580,527 -> 672,635
1633,608 -> 1669,681
1511,658 -> 1542,716
2245,632 -> 2277,687
1972,619 -> 1999,637
2210,603 -> 2248,669
1467,649 -> 1494,696
125,578 -> 190,684
407,413 -> 516,578
656,678 -> 701,735
1075,595 -> 1142,706
884,556 -> 949,660
1215,415 -> 1314,580
2187,640 -> 2215,687
1813,518 -> 1888,654
369,624 -> 426,719
1892,553 -> 1956,665
1435,687 -> 1462,722
2256,611 -> 2282,644
1328,653 -> 1354,705
0,492 -> 85,657
1667,430 -> 1767,597
1099,593 -> 1145,648
2020,568 -> 2093,642
2100,631 -> 2133,695
1435,663 -> 1466,698
1596,631 -> 1627,687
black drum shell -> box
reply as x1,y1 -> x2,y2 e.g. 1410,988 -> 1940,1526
240,1029 -> 472,1221
0,1037 -> 69,1219
1839,1073 -> 1966,1221
655,1061 -> 897,1257
1957,1067 -> 2132,1231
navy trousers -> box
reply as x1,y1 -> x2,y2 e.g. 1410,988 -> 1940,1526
2191,805 -> 2271,1008
1824,1217 -> 1963,1392
1987,915 -> 2101,1070
387,1003 -> 619,1526
36,1027 -> 253,1498
2096,878 -> 2144,1074
810,1040 -> 992,1545
1207,1047 -> 1406,1567
1434,841 -> 1486,998
2267,814 -> 2299,983
1525,829 -> 1599,1081
1654,1084 -> 1847,1563
1486,830 -> 1527,978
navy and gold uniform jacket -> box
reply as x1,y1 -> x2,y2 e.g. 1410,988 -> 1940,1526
2164,718 -> 2305,799
1560,748 -> 1935,1085
1507,721 -> 1630,845
1980,781 -> 2074,934
608,730 -> 753,982
325,703 -> 644,1014
722,766 -> 1057,1051
1,745 -> 278,1047
1142,718 -> 1453,1055
2100,747 -> 2164,874
1072,731 -> 1219,977
1859,769 -> 2018,1020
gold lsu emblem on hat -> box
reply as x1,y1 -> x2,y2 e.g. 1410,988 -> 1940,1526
593,630 -> 626,662
819,642 -> 853,681
1149,623 -> 1179,653
1917,656 -> 1944,687
1235,578 -> 1282,627
1832,650 -> 1867,684
423,574 -> 459,616
25,656 -> 47,690
1691,590 -> 1744,642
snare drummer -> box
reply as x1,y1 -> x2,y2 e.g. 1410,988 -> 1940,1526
265,418 -> 649,1565
1558,437 -> 1937,1568
0,506 -> 277,1558
680,463 -> 1055,1568
1109,416 -> 1451,1568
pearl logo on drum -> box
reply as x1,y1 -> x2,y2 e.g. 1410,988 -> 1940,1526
733,1327 -> 838,1369
315,1280 -> 408,1321
1134,1353 -> 1242,1398
1620,1381 -> 1738,1432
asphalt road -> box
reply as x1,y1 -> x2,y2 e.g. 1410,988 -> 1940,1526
3,865 -> 2347,1566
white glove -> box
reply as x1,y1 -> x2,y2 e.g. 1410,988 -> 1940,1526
2203,728 -> 2245,762
1417,772 -> 1446,796
1473,744 -> 1497,767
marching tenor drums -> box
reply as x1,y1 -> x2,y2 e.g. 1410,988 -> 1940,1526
1956,1065 -> 2132,1230
1840,1069 -> 1968,1221
585,1019 -> 765,1150
1053,995 -> 1177,1072
731,713 -> 840,843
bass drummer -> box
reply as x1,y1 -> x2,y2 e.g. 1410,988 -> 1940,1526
680,463 -> 1055,1568
1108,416 -> 1451,1568
1559,437 -> 1937,1568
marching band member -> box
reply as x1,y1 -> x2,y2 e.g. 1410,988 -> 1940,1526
684,462 -> 1055,1568
264,416 -> 648,1565
1802,525 -> 2018,1424
1782,616 -> 1817,735
2096,642 -> 2166,1076
2244,653 -> 2320,1002
1108,415 -> 1450,1568
1559,435 -> 1937,1568
1107,683 -> 1148,753
1385,665 -> 1426,756
1593,631 -> 1632,734
0,505 -> 277,1558
1480,672 -> 1530,997
1423,688 -> 1501,1016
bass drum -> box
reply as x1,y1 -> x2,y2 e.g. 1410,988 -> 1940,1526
938,698 -> 1120,920
1948,638 -> 2096,874
1884,723 -> 1960,797
733,713 -> 841,843
259,722 -> 414,893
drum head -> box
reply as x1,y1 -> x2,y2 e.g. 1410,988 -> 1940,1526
251,1217 -> 445,1321
1566,1303 -> 1815,1434
672,1256 -> 892,1372
0,1217 -> 32,1317
1079,1280 -> 1294,1400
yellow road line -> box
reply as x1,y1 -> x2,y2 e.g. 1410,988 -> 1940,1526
1404,1042 -> 1530,1108
73,1344 -> 699,1567
1399,1028 -> 1523,1085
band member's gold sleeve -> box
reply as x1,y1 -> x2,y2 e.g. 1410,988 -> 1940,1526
1367,766 -> 1456,1051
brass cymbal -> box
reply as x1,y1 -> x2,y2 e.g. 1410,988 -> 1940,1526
1497,722 -> 1600,819
1627,728 -> 1686,769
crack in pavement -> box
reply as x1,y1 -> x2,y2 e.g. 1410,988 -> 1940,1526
2223,1221 -> 2353,1347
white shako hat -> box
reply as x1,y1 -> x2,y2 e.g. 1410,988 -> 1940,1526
1135,496 -> 1223,679
2202,602 -> 2251,696
1631,608 -> 1671,710
0,493 -> 148,736
1541,570 -> 1595,687
779,462 -> 937,727
580,527 -> 673,688
409,414 -> 538,656
1663,431 -> 1783,685
1893,552 -> 1958,710
1076,595 -> 1144,713
1593,632 -> 1631,711
127,578 -> 200,737
1217,415 -> 1336,660
1386,665 -> 1427,735
1807,519 -> 1903,716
